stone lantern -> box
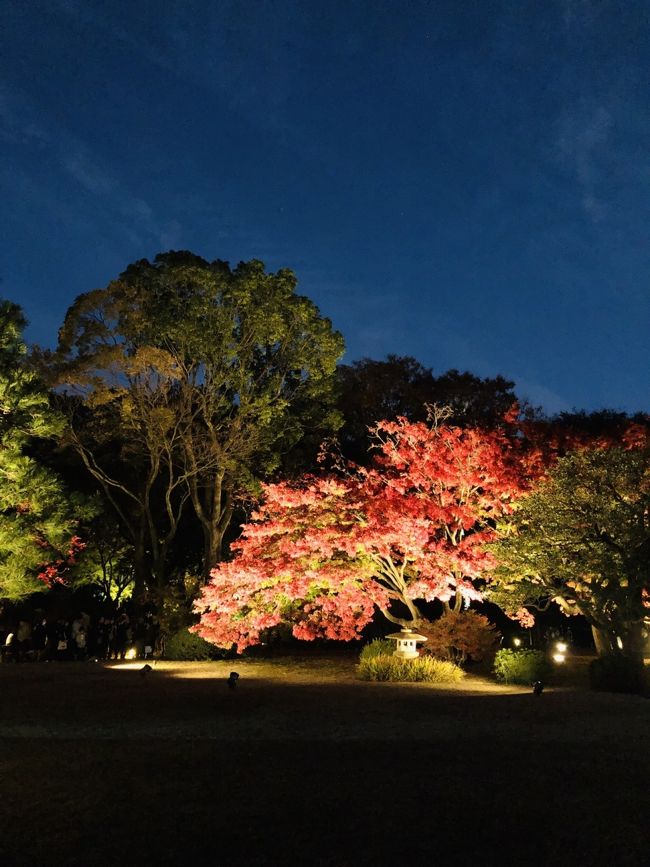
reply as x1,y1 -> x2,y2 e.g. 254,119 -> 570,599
386,627 -> 427,659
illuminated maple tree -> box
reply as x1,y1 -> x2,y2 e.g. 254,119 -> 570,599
195,414 -> 535,651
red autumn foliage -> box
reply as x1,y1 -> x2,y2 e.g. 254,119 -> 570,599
37,535 -> 87,587
194,415 -> 541,651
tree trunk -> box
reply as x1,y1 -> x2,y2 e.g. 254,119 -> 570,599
203,523 -> 226,581
201,478 -> 233,580
619,622 -> 646,662
592,622 -> 646,661
187,466 -> 234,581
591,625 -> 613,657
151,543 -> 167,593
380,608 -> 420,629
132,541 -> 150,600
379,594 -> 424,629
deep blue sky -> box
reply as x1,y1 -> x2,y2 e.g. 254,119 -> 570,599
1,0 -> 649,413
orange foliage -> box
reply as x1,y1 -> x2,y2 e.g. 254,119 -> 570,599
420,610 -> 500,665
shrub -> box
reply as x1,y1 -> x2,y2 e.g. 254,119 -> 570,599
359,638 -> 395,661
158,573 -> 202,638
357,653 -> 464,683
164,628 -> 227,661
589,655 -> 647,694
420,611 -> 501,665
493,649 -> 550,685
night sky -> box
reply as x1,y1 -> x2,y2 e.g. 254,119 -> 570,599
1,0 -> 649,414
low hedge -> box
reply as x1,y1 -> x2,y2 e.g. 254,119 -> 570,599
493,649 -> 550,685
164,628 -> 227,661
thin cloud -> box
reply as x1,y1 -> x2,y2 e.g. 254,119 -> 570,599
1,86 -> 179,250
58,144 -> 170,247
53,0 -> 307,146
0,85 -> 50,145
62,150 -> 113,195
560,0 -> 598,30
557,103 -> 612,222
514,377 -> 571,415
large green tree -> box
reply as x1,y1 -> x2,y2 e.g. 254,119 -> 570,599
51,252 -> 344,591
0,301 -> 90,599
489,440 -> 650,659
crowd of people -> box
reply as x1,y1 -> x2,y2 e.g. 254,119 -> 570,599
0,609 -> 160,663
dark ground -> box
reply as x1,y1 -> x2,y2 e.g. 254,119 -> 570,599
1,656 -> 649,867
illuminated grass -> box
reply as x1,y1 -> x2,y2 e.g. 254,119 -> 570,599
357,653 -> 464,682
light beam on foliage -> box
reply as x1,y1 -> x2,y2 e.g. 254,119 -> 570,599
194,414 -> 540,652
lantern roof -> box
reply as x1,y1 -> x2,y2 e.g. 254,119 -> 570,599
386,628 -> 427,642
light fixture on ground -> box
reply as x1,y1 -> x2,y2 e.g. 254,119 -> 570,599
386,627 -> 427,659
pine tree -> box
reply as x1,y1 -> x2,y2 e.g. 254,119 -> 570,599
0,301 -> 89,599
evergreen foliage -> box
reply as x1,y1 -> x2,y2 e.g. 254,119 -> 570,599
490,440 -> 650,659
0,301 -> 91,598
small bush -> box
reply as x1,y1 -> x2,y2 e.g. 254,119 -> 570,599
420,611 -> 501,665
589,655 -> 647,694
357,653 -> 464,683
158,574 -> 203,638
493,649 -> 550,685
359,639 -> 395,661
164,629 -> 227,661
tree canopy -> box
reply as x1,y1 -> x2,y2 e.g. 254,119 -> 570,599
51,251 -> 345,591
3,245 -> 649,671
195,415 -> 534,651
489,436 -> 650,658
0,301 -> 90,599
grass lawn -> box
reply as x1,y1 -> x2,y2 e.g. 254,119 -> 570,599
1,653 -> 649,866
